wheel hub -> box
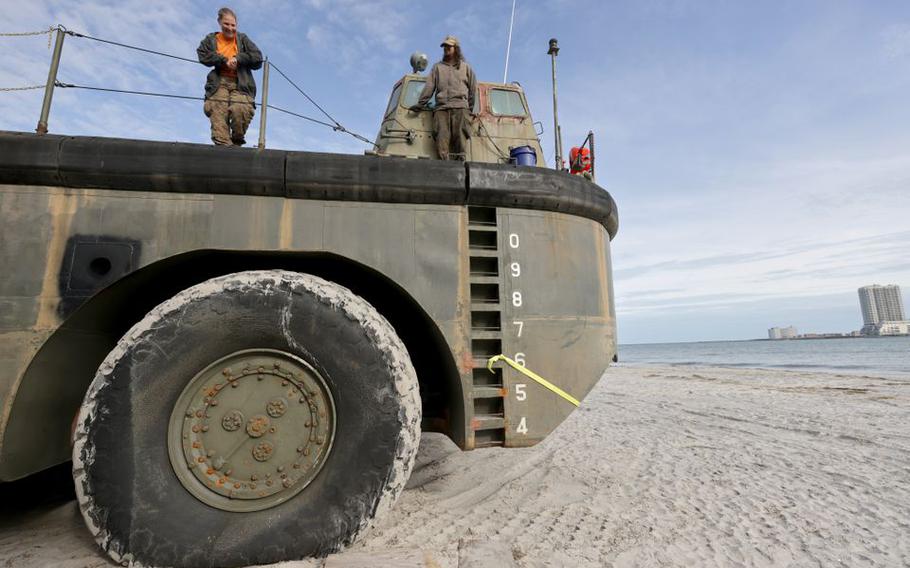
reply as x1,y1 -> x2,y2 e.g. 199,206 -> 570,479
168,349 -> 335,512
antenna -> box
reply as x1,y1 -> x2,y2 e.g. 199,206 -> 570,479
503,0 -> 516,83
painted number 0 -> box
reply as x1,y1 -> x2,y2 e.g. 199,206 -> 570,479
509,233 -> 520,248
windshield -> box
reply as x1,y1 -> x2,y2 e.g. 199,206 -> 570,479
490,89 -> 527,116
402,80 -> 432,108
384,83 -> 403,118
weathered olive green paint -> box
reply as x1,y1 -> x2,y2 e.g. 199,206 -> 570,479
0,182 -> 615,481
375,76 -> 545,165
0,109 -> 617,481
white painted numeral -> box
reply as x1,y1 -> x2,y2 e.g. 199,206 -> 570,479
510,262 -> 521,277
514,352 -> 526,366
513,320 -> 524,337
512,291 -> 522,307
509,233 -> 520,249
515,383 -> 527,401
516,417 -> 528,434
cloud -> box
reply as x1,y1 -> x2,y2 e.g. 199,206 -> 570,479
882,23 -> 910,59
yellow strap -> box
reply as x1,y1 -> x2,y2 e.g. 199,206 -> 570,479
486,354 -> 580,407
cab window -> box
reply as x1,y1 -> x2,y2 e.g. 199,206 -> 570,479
490,89 -> 527,116
384,83 -> 403,118
402,80 -> 434,108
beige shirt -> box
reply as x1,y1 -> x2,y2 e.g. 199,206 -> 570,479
418,59 -> 477,110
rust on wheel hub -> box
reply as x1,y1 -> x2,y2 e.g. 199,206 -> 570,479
167,349 -> 335,512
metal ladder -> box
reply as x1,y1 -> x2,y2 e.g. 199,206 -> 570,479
466,206 -> 507,448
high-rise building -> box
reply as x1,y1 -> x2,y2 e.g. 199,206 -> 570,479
858,284 -> 906,334
768,326 -> 797,340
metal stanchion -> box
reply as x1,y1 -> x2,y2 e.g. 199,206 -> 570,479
258,59 -> 270,149
36,27 -> 65,134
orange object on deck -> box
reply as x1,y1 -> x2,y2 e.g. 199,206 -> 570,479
569,146 -> 591,174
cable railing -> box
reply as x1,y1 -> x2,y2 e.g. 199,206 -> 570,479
0,25 -> 375,149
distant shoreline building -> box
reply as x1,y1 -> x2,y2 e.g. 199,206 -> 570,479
768,325 -> 797,340
858,284 -> 908,336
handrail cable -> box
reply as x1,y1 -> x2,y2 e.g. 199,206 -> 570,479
55,81 -> 344,130
268,61 -> 339,127
63,29 -> 201,65
268,61 -> 375,147
7,26 -> 378,147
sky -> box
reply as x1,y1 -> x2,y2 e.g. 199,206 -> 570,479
2,1 -> 909,344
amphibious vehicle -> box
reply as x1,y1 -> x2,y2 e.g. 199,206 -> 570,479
0,50 -> 617,567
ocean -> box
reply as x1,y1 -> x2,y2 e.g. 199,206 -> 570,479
618,336 -> 910,379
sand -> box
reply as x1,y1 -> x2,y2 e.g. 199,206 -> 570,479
1,365 -> 908,567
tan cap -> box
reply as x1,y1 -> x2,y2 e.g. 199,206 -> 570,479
440,35 -> 459,48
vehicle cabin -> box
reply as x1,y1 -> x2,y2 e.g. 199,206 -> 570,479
375,75 -> 545,165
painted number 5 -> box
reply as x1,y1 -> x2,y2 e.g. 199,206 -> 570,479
515,383 -> 527,401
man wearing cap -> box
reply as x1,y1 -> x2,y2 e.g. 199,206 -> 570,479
413,35 -> 477,160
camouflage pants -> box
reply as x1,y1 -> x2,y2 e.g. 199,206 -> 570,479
433,108 -> 469,160
204,78 -> 255,146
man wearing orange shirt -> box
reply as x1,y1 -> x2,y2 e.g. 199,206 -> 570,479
197,7 -> 263,146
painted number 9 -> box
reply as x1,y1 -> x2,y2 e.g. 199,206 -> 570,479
510,262 -> 521,277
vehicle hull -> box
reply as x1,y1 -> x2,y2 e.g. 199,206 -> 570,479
0,131 -> 617,480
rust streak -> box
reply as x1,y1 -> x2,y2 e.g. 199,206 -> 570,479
278,198 -> 294,249
35,190 -> 79,330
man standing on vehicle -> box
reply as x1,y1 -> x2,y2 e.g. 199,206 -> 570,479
197,7 -> 263,146
413,35 -> 477,160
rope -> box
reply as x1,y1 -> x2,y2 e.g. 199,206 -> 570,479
63,29 -> 201,65
0,27 -> 56,37
0,26 -> 57,48
0,84 -> 45,92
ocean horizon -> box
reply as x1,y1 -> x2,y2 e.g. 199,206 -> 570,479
617,336 -> 910,379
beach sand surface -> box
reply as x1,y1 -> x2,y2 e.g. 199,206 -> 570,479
1,365 -> 907,567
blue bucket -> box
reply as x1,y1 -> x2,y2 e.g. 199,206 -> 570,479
509,146 -> 537,167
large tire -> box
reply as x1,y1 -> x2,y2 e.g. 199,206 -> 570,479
73,271 -> 421,568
